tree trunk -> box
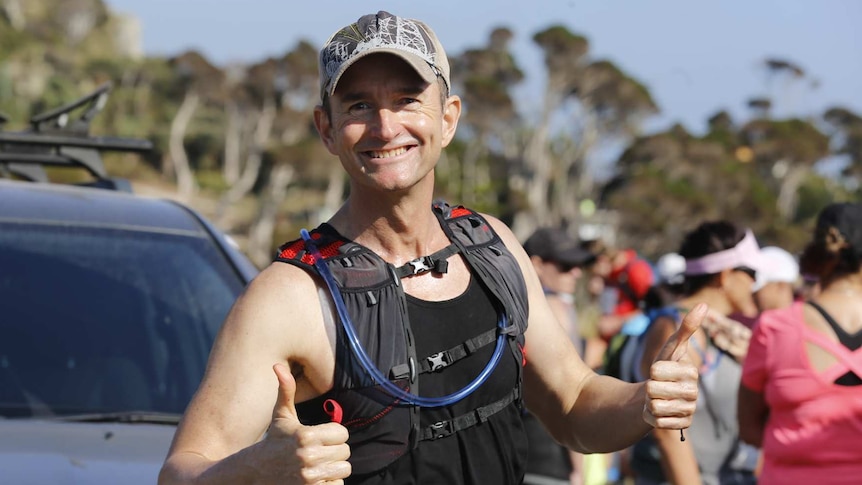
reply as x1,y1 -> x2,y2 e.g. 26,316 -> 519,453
247,163 -> 295,267
517,89 -> 560,237
321,168 -> 345,221
216,97 -> 276,223
223,101 -> 242,185
168,90 -> 200,202
1,0 -> 25,30
776,163 -> 807,220
461,135 -> 487,206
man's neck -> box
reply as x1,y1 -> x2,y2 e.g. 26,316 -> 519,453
328,188 -> 447,266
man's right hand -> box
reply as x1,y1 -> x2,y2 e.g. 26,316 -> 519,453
265,363 -> 351,484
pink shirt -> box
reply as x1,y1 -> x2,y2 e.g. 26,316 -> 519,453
742,302 -> 862,485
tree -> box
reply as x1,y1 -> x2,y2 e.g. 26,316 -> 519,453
448,27 -> 523,210
739,118 -> 830,220
823,106 -> 862,191
513,26 -> 657,238
165,50 -> 225,201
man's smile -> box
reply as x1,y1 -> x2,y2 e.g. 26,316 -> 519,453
363,145 -> 415,160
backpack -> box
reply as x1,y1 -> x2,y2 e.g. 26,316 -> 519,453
602,307 -> 680,382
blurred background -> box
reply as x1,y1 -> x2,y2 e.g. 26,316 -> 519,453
2,0 -> 860,267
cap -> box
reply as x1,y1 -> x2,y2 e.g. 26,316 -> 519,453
656,252 -> 686,285
318,11 -> 451,99
524,228 -> 596,267
752,246 -> 800,292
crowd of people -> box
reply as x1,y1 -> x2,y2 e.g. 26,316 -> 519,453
157,9 -> 862,485
522,204 -> 862,485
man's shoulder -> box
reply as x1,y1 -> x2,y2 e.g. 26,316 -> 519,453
243,261 -> 321,306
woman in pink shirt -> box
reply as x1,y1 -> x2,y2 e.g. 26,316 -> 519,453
738,202 -> 862,485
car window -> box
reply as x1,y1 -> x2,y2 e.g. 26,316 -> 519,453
0,221 -> 246,418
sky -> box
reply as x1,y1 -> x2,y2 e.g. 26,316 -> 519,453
104,0 -> 861,137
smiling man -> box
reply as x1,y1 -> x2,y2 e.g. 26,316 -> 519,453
159,11 -> 702,485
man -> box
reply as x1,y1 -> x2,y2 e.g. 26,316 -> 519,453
523,227 -> 596,485
159,11 -> 701,485
524,227 -> 596,355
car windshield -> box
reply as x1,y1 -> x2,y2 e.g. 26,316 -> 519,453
0,220 -> 246,419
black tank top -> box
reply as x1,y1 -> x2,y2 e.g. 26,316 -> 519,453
348,276 -> 527,484
808,301 -> 862,386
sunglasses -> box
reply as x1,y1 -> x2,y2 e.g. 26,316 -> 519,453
554,262 -> 580,273
733,266 -> 757,280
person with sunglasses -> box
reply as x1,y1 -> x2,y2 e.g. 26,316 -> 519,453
522,227 -> 597,485
627,221 -> 764,485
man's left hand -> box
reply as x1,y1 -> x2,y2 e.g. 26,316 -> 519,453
642,303 -> 704,430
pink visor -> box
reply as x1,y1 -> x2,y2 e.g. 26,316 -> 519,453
684,230 -> 763,276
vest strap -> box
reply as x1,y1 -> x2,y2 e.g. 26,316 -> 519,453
419,387 -> 520,441
394,244 -> 460,278
390,328 -> 498,379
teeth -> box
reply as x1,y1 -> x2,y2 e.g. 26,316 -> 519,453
369,147 -> 407,158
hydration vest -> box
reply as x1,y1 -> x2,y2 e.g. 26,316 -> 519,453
274,201 -> 528,476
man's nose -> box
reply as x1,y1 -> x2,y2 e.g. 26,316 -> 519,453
370,108 -> 400,139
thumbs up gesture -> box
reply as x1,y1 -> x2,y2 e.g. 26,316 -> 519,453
642,303 -> 704,430
264,363 -> 352,484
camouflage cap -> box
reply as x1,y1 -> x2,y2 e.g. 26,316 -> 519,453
318,11 -> 450,99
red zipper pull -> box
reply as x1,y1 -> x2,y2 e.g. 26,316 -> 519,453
323,399 -> 343,424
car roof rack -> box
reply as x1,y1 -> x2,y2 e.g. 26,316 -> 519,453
0,82 -> 153,191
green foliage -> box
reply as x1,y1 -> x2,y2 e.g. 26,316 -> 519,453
532,26 -> 589,53
4,1 -> 859,261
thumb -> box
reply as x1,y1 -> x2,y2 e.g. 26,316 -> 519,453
272,363 -> 301,426
657,303 -> 706,362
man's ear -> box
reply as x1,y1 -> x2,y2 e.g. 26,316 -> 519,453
441,95 -> 461,148
313,105 -> 337,155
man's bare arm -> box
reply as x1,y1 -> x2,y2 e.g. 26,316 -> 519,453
487,217 -> 700,454
158,263 -> 351,484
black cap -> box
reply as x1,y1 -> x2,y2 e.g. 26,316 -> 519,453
524,228 -> 596,267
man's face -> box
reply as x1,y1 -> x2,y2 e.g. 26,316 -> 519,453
314,54 -> 460,193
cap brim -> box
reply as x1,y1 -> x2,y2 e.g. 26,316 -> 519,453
556,248 -> 597,267
326,47 -> 437,97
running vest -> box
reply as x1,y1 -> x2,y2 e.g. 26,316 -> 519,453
274,202 -> 529,476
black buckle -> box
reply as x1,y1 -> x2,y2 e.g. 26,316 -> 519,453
429,420 -> 454,439
426,351 -> 450,372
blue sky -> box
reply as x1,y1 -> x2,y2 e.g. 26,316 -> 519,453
105,0 -> 861,136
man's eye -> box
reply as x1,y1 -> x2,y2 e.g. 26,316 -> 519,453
401,98 -> 420,105
349,102 -> 371,112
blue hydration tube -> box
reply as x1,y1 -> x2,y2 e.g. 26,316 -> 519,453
301,229 -> 508,408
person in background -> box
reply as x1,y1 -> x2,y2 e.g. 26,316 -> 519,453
575,273 -> 609,371
158,10 -> 702,485
587,242 -> 656,342
632,221 -> 763,485
752,246 -> 800,312
523,227 -> 597,485
738,202 -> 862,485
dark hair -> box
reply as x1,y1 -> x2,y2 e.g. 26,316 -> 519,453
799,202 -> 862,283
642,283 -> 683,311
678,220 -> 747,295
